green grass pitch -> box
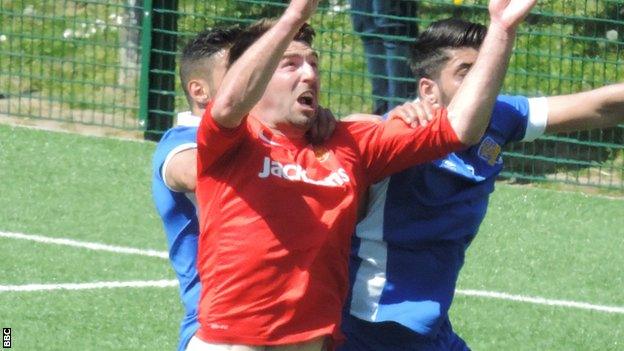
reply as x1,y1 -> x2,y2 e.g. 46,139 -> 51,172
0,124 -> 622,350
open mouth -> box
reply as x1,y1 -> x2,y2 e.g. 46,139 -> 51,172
297,91 -> 316,109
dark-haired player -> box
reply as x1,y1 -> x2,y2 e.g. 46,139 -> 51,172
152,23 -> 338,351
191,0 -> 536,349
152,25 -> 243,351
342,18 -> 624,351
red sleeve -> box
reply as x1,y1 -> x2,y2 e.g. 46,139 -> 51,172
351,108 -> 466,184
196,101 -> 248,173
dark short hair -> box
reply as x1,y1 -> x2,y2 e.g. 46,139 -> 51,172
409,18 -> 487,81
179,26 -> 243,104
228,19 -> 316,66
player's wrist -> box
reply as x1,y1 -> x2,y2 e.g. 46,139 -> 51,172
280,10 -> 308,30
486,22 -> 517,42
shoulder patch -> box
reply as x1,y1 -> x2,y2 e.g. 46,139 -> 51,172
477,137 -> 502,166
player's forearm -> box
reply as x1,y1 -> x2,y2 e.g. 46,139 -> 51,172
447,23 -> 516,145
596,83 -> 624,126
545,83 -> 624,133
211,14 -> 307,128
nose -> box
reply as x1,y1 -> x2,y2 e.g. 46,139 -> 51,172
300,61 -> 318,85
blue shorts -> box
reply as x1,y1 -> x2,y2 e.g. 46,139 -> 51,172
338,314 -> 470,351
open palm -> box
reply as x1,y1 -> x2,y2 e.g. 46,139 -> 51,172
489,0 -> 537,30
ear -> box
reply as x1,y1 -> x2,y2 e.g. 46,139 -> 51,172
187,79 -> 210,106
418,78 -> 441,106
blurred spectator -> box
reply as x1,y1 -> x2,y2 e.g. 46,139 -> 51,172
350,0 -> 419,114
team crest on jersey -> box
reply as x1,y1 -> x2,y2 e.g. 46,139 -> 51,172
313,146 -> 330,162
477,137 -> 502,166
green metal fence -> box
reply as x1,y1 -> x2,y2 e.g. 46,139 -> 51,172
1,0 -> 623,190
0,1 -> 144,133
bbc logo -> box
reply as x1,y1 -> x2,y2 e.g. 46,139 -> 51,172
2,328 -> 10,349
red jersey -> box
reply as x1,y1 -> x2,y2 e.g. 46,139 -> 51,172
195,104 -> 463,346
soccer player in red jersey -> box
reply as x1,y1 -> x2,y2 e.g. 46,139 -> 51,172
190,0 -> 536,350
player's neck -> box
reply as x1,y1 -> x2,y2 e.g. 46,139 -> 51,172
265,120 -> 308,140
253,107 -> 308,141
191,106 -> 204,118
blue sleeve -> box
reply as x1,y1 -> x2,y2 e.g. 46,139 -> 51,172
490,95 -> 530,144
152,126 -> 199,181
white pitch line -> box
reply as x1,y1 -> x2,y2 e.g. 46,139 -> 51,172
0,231 -> 168,259
456,289 -> 624,314
2,281 -> 622,316
0,279 -> 178,292
2,230 -> 623,315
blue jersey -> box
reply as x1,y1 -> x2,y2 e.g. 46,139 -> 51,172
347,95 -> 547,337
151,112 -> 201,351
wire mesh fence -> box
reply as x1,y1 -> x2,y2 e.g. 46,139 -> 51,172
1,0 -> 622,189
0,1 -> 143,132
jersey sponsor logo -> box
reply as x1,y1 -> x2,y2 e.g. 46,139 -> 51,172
477,137 -> 502,166
440,159 -> 457,171
258,156 -> 350,187
440,158 -> 475,175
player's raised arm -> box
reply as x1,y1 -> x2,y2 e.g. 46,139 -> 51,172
544,83 -> 624,134
446,0 -> 536,145
210,0 -> 319,128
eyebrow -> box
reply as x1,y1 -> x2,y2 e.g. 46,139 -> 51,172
282,51 -> 319,60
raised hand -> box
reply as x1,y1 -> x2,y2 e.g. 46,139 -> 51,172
307,106 -> 337,144
284,0 -> 320,23
488,0 -> 537,31
388,100 -> 438,128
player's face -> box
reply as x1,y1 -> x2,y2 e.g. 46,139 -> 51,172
434,47 -> 479,107
256,41 -> 320,132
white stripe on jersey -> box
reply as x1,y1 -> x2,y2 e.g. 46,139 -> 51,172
522,97 -> 548,142
349,178 -> 391,322
161,142 -> 198,192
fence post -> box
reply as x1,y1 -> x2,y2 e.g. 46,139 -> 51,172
142,0 -> 179,141
138,0 -> 152,133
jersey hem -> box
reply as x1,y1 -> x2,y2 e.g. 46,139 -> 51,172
195,326 -> 334,346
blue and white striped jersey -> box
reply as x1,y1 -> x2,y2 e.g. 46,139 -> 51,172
347,95 -> 548,337
151,112 -> 201,351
